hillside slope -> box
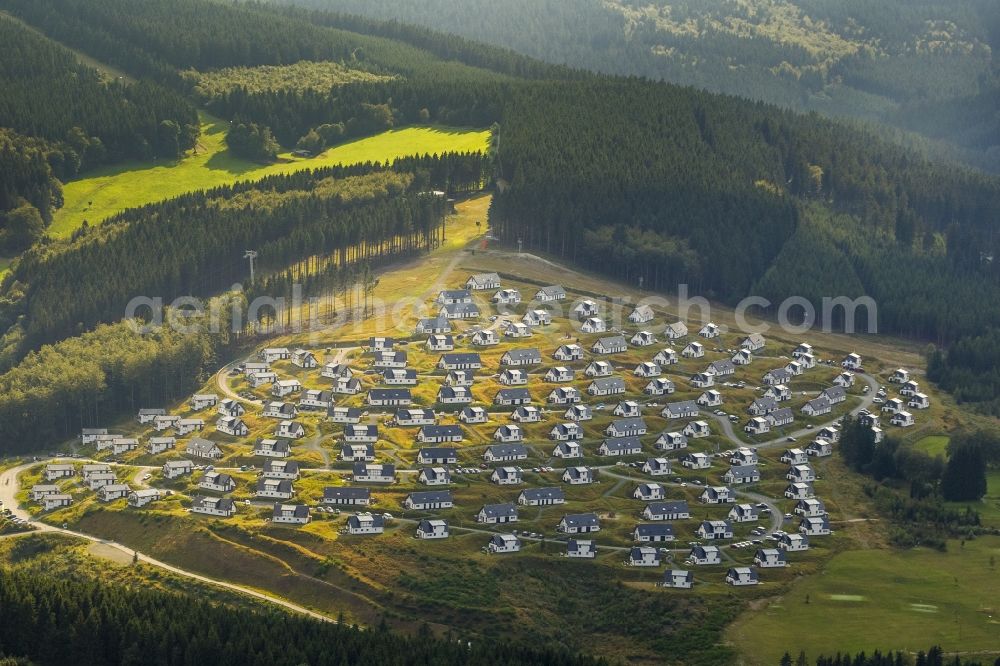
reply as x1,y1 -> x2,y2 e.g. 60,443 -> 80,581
285,0 -> 1000,172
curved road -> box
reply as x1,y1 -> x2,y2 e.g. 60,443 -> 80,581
0,362 -> 876,614
702,371 -> 879,451
0,463 -> 334,623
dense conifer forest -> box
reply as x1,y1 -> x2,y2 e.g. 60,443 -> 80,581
3,0 -> 1000,426
283,0 -> 1000,172
0,566 -> 605,666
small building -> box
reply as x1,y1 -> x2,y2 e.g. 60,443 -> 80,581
688,545 -> 721,565
162,460 -> 194,479
256,478 -> 294,500
726,567 -> 759,587
633,524 -> 675,543
467,272 -> 501,290
754,548 -> 787,568
699,486 -> 735,504
518,487 -> 566,506
347,512 -> 385,535
483,440 -> 528,462
477,502 -> 518,524
186,438 -> 224,460
128,489 -> 162,508
216,416 -> 248,437
415,518 -> 450,539
661,569 -> 694,589
402,490 -> 453,511
557,513 -> 600,534
98,484 -> 130,502
642,457 -> 672,476
778,533 -> 810,552
491,466 -> 523,485
696,520 -> 734,540
191,496 -> 235,518
276,420 -> 305,439
417,467 -> 451,486
352,463 -> 396,483
254,438 -> 291,458
273,503 -> 311,525
562,466 -> 596,485
628,546 -> 662,567
566,539 -> 597,559
729,503 -> 759,523
723,465 -> 760,485
681,452 -> 712,470
322,487 -> 371,506
488,533 -> 521,553
642,501 -> 690,521
633,483 -> 665,501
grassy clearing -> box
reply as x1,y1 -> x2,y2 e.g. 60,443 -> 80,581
184,61 -> 391,96
726,536 -> 1000,665
913,434 -> 950,457
50,111 -> 489,237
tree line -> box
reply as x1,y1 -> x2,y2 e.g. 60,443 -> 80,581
783,645 -> 1000,666
0,565 -> 605,666
0,155 -> 488,362
837,415 -> 992,549
0,16 -> 198,168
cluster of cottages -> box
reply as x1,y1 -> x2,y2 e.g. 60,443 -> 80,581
59,272 -> 897,586
32,463 -> 162,511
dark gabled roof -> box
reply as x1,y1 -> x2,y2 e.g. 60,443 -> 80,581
503,348 -> 542,361
419,425 -> 463,437
273,503 -> 310,518
560,513 -> 599,527
418,445 -> 458,457
263,459 -> 300,474
255,478 -> 293,492
479,502 -> 517,518
645,500 -> 689,513
634,523 -> 674,536
369,388 -> 412,400
609,417 -> 646,430
520,487 -> 565,501
590,377 -> 626,390
595,335 -> 627,347
440,352 -> 482,364
396,408 -> 435,420
406,490 -> 453,504
486,443 -> 527,456
323,486 -> 370,500
495,388 -> 532,400
601,436 -> 642,451
352,463 -> 395,475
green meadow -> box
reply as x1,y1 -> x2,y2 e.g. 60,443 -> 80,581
727,536 -> 1000,664
51,111 -> 490,238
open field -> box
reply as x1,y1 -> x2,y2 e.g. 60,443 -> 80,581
913,434 -> 951,457
50,111 -> 489,237
726,535 -> 1000,665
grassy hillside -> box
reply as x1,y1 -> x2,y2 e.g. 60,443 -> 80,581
52,111 -> 489,237
287,0 -> 1000,171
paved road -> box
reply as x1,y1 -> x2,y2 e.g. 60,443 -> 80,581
702,371 -> 878,452
0,463 -> 333,622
